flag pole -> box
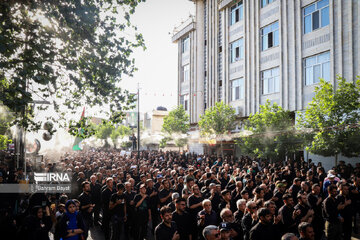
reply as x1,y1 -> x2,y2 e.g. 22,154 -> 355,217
137,83 -> 140,160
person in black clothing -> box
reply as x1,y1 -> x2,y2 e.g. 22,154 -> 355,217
198,199 -> 218,238
219,189 -> 237,213
289,178 -> 302,201
101,177 -> 115,240
172,198 -> 192,240
155,206 -> 180,240
109,183 -> 127,240
124,181 -> 136,239
220,208 -> 242,240
90,175 -> 101,226
18,205 -> 52,240
78,181 -> 94,239
307,184 -> 324,240
159,179 -> 173,207
134,184 -> 151,240
234,199 -> 246,226
336,183 -> 352,240
323,185 -> 343,240
241,201 -> 258,240
146,178 -> 160,234
294,192 -> 314,225
249,208 -> 277,240
188,184 -> 204,240
279,194 -> 299,235
298,222 -> 315,240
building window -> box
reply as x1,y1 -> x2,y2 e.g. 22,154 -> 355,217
180,95 -> 189,111
262,67 -> 280,94
181,35 -> 190,53
303,0 -> 329,34
261,21 -> 279,51
230,1 -> 243,25
261,0 -> 275,8
304,51 -> 330,85
230,38 -> 244,63
182,65 -> 190,82
230,78 -> 244,101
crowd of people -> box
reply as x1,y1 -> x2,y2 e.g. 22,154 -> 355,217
0,149 -> 359,240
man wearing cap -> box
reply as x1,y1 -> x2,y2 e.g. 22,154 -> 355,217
323,173 -> 338,198
249,208 -> 277,240
218,222 -> 232,240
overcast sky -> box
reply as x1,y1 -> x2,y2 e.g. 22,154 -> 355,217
120,0 -> 195,113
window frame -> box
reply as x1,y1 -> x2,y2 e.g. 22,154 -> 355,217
261,0 -> 274,8
230,77 -> 244,101
182,64 -> 190,82
262,67 -> 280,95
230,38 -> 244,63
230,1 -> 244,26
261,21 -> 279,51
181,35 -> 190,53
304,51 -> 330,86
303,0 -> 329,34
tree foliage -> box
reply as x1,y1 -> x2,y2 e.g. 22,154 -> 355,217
199,101 -> 236,137
237,100 -> 302,161
162,105 -> 189,135
0,0 -> 145,132
297,77 -> 360,159
110,125 -> 131,148
199,101 -> 236,156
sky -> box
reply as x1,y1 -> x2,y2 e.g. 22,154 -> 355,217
120,0 -> 195,113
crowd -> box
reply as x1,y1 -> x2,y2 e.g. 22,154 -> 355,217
0,149 -> 359,240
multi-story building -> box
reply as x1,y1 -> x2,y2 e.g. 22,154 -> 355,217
173,0 -> 359,121
172,0 -> 360,164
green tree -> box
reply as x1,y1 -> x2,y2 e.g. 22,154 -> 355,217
162,105 -> 190,135
0,105 -> 14,150
110,125 -> 131,149
198,101 -> 236,157
159,136 -> 172,149
0,0 -> 145,132
162,105 -> 190,150
238,100 -> 302,162
95,121 -> 114,148
297,77 -> 360,165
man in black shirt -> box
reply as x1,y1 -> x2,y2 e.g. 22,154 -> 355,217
172,198 -> 192,240
90,175 -> 101,226
101,177 -> 115,240
109,183 -> 127,240
78,181 -> 94,239
294,192 -> 314,225
159,179 -> 173,207
134,184 -> 151,240
188,184 -> 204,240
146,178 -> 160,234
279,194 -> 300,235
155,206 -> 180,240
298,222 -> 315,240
323,185 -> 342,240
124,181 -> 136,239
242,201 -> 258,240
249,208 -> 277,240
307,184 -> 323,240
336,183 -> 352,240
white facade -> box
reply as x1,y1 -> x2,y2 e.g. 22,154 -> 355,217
173,0 -> 360,124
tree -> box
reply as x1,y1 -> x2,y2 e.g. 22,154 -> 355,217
0,0 -> 145,132
297,77 -> 360,165
110,125 -> 131,149
95,122 -> 114,148
198,101 -> 236,157
0,105 -> 13,150
162,105 -> 190,150
162,105 -> 190,135
237,100 -> 302,162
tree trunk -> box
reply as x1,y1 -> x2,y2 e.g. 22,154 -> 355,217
335,153 -> 338,167
221,141 -> 224,158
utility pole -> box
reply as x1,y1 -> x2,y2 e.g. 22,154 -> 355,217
137,83 -> 140,160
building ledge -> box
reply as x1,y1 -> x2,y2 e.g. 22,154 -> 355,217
172,17 -> 196,43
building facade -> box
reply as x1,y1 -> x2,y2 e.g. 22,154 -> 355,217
172,0 -> 360,125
